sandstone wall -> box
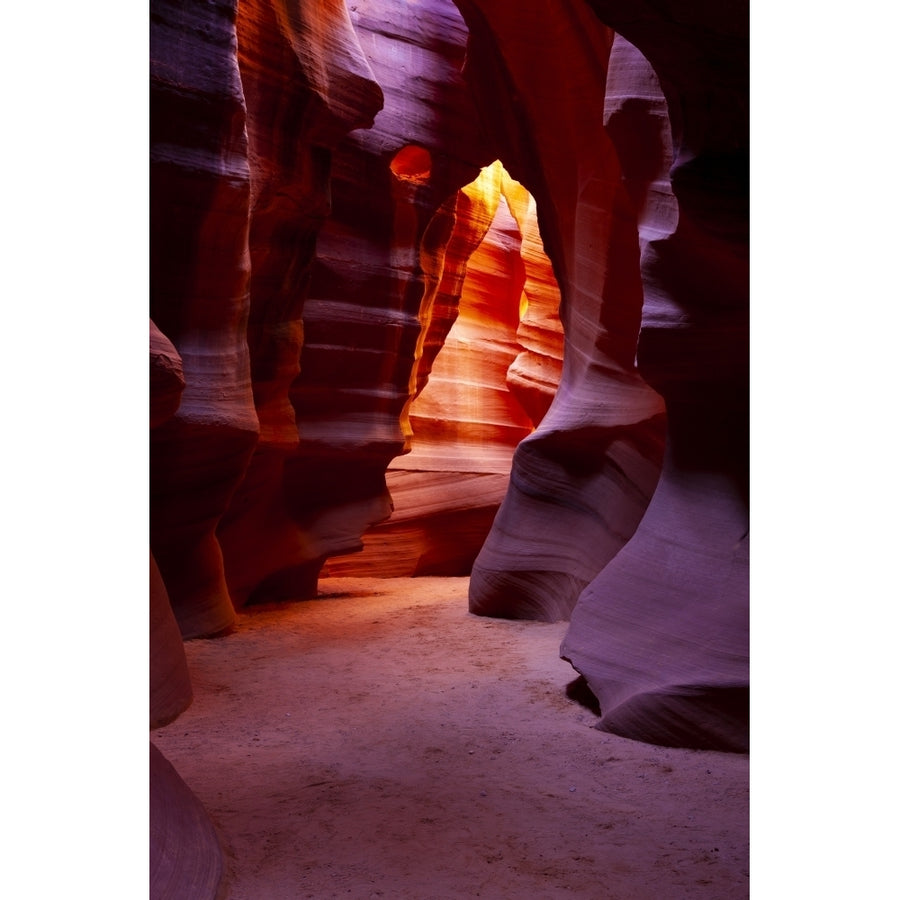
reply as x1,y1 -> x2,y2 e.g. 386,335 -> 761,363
325,162 -> 565,577
454,1 -> 748,750
216,0 -> 495,605
456,0 -> 668,622
559,5 -> 750,751
150,0 -> 259,640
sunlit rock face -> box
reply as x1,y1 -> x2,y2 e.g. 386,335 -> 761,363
502,175 -> 566,426
325,162 -> 565,577
456,0 -> 667,623
217,0 -> 494,605
557,11 -> 750,751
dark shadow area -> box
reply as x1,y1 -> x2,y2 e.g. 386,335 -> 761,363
565,675 -> 601,715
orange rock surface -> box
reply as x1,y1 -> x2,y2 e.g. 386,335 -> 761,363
456,0 -> 667,622
216,0 -> 494,605
327,162 -> 565,577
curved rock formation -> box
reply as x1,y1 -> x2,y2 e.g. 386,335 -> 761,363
502,175 -> 566,426
325,162 -> 564,577
218,0 -> 493,604
149,0 -> 259,639
213,0 -> 385,607
150,742 -> 226,900
149,319 -> 186,431
408,166 -> 535,462
149,318 -> 221,896
149,321 -> 193,730
150,548 -> 193,731
457,0 -> 667,622
558,11 -> 750,751
450,1 -> 748,749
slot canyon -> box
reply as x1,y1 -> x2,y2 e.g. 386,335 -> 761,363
150,0 -> 748,896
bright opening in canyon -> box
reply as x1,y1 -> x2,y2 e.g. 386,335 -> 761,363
325,160 -> 563,578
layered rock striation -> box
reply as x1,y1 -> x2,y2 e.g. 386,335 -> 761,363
456,0 -> 668,622
216,0 -> 495,604
150,0 -> 259,640
213,0 -> 385,607
453,1 -> 748,750
149,314 -> 223,897
557,12 -> 750,751
149,742 -> 226,899
326,162 -> 565,577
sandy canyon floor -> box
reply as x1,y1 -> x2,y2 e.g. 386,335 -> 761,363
152,577 -> 749,899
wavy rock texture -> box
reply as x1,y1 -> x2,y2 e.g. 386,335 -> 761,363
456,0 -> 667,622
559,14 -> 750,751
149,0 -> 259,639
149,321 -> 193,731
150,742 -> 226,900
149,319 -> 186,430
214,0 -> 385,607
150,550 -> 193,731
149,292 -> 216,896
503,174 -> 566,426
218,0 -> 493,603
326,162 -> 564,576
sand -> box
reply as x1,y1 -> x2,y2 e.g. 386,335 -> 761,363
151,577 -> 749,899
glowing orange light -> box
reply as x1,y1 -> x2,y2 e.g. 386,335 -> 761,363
390,145 -> 432,182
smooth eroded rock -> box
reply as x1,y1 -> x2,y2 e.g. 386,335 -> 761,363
150,0 -> 259,638
150,742 -> 226,900
457,0 -> 666,622
560,11 -> 749,751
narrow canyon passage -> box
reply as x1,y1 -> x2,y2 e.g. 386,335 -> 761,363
150,1 -> 749,893
324,160 -> 564,579
152,577 -> 749,900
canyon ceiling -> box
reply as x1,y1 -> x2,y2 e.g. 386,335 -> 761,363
150,0 -> 748,891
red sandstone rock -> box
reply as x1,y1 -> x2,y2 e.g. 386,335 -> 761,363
234,0 -> 384,446
452,2 -> 748,750
457,0 -> 667,622
150,742 -> 225,899
149,321 -> 192,731
214,0 -> 385,607
408,169 -> 534,455
149,319 -> 185,430
326,162 -> 564,577
150,0 -> 259,639
218,0 -> 494,603
149,309 -> 205,895
502,175 -> 565,425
